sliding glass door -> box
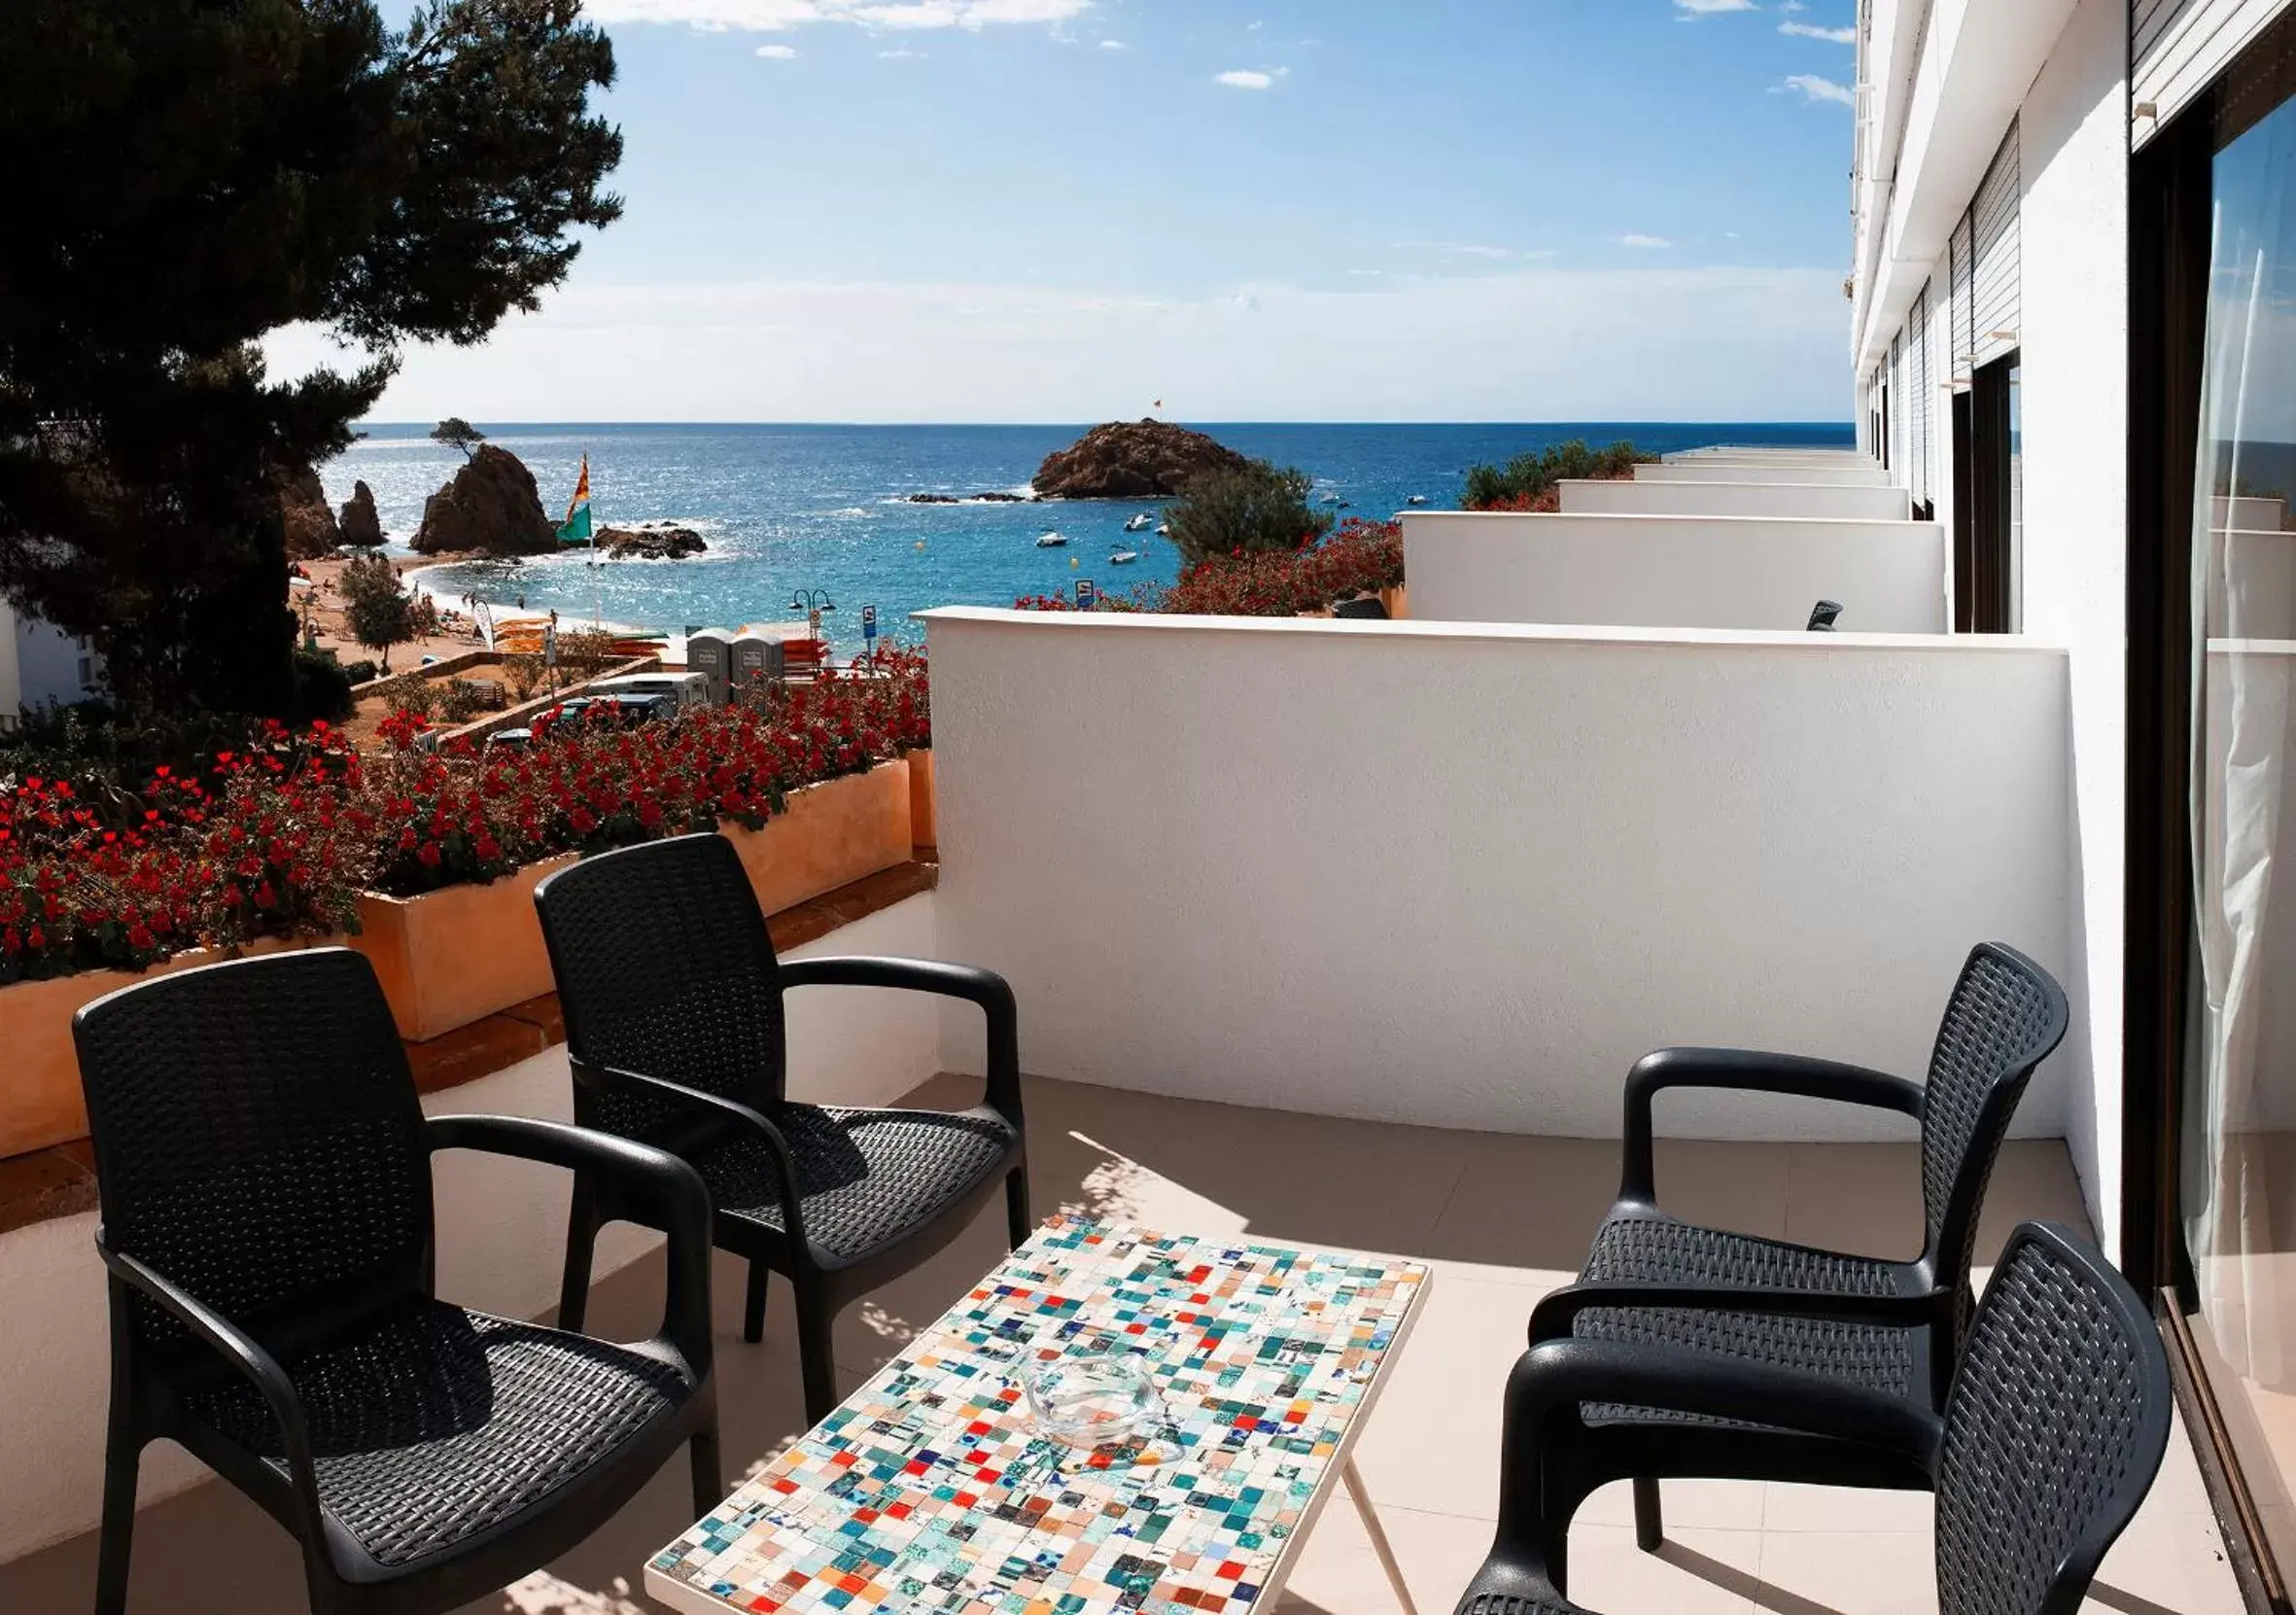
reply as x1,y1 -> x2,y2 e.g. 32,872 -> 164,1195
2181,24 -> 2296,1575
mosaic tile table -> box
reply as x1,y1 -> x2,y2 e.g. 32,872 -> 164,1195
648,1216 -> 1432,1615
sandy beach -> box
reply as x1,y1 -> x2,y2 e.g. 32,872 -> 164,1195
296,553 -> 592,670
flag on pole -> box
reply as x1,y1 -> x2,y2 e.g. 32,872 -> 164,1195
555,455 -> 593,544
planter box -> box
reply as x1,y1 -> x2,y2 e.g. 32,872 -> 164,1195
909,750 -> 937,849
0,938 -> 302,1160
350,854 -> 578,1043
726,758 -> 915,918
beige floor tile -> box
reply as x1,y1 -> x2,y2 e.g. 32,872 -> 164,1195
1348,1274 -> 1535,1521
1969,1139 -> 2095,1262
2087,1506 -> 2246,1615
1579,1477 -> 1767,1533
1277,1494 -> 1495,1615
1782,1142 -> 1925,1262
1566,1524 -> 1765,1614
1760,1481 -> 1935,1535
1755,1527 -> 1933,1615
1647,1141 -> 1792,1239
1429,1131 -> 1621,1275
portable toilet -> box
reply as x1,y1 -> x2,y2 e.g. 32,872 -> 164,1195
685,631 -> 732,704
731,635 -> 784,694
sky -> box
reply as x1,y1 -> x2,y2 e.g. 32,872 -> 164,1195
272,0 -> 1861,423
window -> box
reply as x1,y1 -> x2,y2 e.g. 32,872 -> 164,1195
1962,350 -> 2021,632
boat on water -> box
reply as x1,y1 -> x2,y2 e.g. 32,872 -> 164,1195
1155,522 -> 1170,536
1407,494 -> 1428,505
1123,512 -> 1151,533
1035,531 -> 1069,547
1110,549 -> 1140,565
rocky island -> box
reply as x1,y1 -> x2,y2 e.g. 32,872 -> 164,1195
1031,418 -> 1251,500
412,443 -> 556,555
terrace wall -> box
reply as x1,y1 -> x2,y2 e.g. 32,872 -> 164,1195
924,609 -> 2073,1142
1558,478 -> 1912,521
1401,511 -> 1946,632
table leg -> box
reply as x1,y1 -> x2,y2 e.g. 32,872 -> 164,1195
1342,1457 -> 1419,1615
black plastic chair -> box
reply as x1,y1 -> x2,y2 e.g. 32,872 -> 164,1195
533,831 -> 1029,1425
1456,1220 -> 2171,1613
1526,941 -> 2068,1553
73,949 -> 719,1615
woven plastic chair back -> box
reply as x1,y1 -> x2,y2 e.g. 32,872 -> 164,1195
1918,944 -> 2068,1283
72,949 -> 434,1357
534,832 -> 787,1142
1934,1222 -> 2170,1615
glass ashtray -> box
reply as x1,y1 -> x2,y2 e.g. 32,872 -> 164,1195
1019,1351 -> 1162,1449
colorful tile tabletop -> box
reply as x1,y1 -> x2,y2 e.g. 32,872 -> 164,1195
647,1216 -> 1431,1615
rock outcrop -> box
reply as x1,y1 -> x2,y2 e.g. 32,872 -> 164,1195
411,444 -> 556,556
276,463 -> 341,559
1031,419 -> 1252,500
338,480 -> 385,547
599,522 -> 707,559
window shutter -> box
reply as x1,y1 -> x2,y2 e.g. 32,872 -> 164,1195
2136,0 -> 2291,149
1970,120 -> 2020,369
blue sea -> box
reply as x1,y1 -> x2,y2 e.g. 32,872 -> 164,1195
321,422 -> 1854,652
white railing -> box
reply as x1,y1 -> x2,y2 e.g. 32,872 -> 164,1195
1560,478 -> 1911,521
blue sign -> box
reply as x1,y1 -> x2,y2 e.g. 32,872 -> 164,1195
861,603 -> 879,642
1076,579 -> 1097,610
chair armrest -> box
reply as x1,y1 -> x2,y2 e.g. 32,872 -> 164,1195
96,1240 -> 324,1515
427,1114 -> 716,1375
1528,1277 -> 1951,1345
1489,1338 -> 1940,1549
574,1061 -> 812,1249
778,955 -> 1023,1130
1621,1047 -> 1925,1204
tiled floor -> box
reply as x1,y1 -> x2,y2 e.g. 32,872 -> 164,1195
0,1074 -> 2246,1615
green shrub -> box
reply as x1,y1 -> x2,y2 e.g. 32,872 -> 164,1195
437,679 -> 487,725
1461,439 -> 1656,512
1164,460 -> 1334,566
282,647 -> 356,724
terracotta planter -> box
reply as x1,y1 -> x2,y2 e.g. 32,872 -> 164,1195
908,750 -> 937,850
0,937 -> 302,1160
724,758 -> 914,918
350,853 -> 576,1043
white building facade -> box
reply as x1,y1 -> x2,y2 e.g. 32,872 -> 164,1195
1855,1 -> 2296,1600
0,599 -> 102,731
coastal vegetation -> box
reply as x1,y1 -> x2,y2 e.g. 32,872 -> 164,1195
1164,461 -> 1334,566
1460,439 -> 1656,511
0,650 -> 930,984
339,552 -> 420,671
431,418 -> 488,461
1019,518 -> 1403,618
0,0 -> 625,717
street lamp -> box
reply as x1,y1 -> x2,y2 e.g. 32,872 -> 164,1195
789,588 -> 836,641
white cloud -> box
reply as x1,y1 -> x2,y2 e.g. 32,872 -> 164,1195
274,264 -> 1852,423
1391,240 -> 1554,263
1097,38 -> 1124,49
1619,233 -> 1672,249
1780,20 -> 1856,42
1215,69 -> 1274,89
1779,73 -> 1856,106
583,0 -> 1089,32
878,46 -> 924,55
754,43 -> 797,55
1673,0 -> 1757,14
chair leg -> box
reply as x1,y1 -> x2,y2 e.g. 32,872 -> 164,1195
796,1291 -> 839,1426
1004,1165 -> 1031,1250
689,1426 -> 724,1513
558,1176 -> 599,1334
1632,1476 -> 1663,1553
744,1261 -> 770,1346
94,1409 -> 140,1615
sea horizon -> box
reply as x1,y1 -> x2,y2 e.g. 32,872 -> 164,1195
325,419 -> 1858,645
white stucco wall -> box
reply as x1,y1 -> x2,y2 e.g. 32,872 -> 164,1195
13,614 -> 100,714
1401,511 -> 1946,633
0,602 -> 21,729
2015,0 -> 2128,1248
1559,478 -> 1913,521
1635,463 -> 1895,487
924,609 -> 2072,1144
0,891 -> 945,1562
